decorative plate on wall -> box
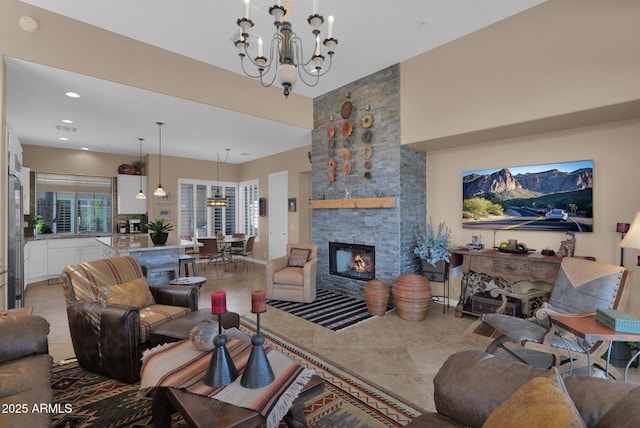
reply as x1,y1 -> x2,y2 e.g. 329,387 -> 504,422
362,114 -> 373,128
341,101 -> 352,119
362,129 -> 372,143
342,161 -> 352,174
327,124 -> 335,138
362,145 -> 373,160
328,158 -> 337,171
343,149 -> 351,159
342,120 -> 353,137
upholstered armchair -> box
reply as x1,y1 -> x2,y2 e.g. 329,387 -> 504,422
266,244 -> 318,303
61,256 -> 198,383
482,257 -> 632,377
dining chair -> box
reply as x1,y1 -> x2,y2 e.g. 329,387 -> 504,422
197,238 -> 226,271
236,236 -> 255,271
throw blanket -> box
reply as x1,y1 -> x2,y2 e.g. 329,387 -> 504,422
139,339 -> 314,428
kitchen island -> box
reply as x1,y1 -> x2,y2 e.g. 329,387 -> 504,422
96,235 -> 185,285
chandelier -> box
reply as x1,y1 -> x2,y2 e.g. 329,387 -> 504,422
207,149 -> 231,207
235,0 -> 337,98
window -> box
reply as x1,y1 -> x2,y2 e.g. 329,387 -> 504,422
239,180 -> 259,238
178,179 -> 237,238
35,173 -> 113,234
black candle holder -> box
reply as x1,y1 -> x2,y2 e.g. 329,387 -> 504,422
240,312 -> 275,389
203,312 -> 238,388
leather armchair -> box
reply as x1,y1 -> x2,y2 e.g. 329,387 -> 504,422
266,244 -> 318,303
61,256 -> 198,383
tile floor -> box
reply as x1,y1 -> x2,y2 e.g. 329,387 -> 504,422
24,262 -> 640,413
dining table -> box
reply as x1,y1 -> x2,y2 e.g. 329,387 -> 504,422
197,236 -> 246,267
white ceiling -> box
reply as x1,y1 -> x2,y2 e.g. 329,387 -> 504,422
8,0 -> 545,163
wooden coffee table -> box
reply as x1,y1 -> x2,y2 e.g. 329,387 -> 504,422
151,374 -> 325,428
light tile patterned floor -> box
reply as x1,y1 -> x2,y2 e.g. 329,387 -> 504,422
25,262 -> 640,413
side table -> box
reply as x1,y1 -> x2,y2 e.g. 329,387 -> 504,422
552,315 -> 640,381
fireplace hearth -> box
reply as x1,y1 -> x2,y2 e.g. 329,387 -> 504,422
329,242 -> 375,281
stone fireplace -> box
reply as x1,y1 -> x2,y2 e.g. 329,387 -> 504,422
311,65 -> 426,299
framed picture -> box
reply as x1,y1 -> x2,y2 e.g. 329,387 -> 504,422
154,191 -> 173,203
288,198 -> 297,212
462,159 -> 593,232
155,207 -> 173,220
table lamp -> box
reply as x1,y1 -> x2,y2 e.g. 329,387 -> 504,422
241,290 -> 275,389
203,291 -> 238,388
617,222 -> 631,266
619,212 -> 640,266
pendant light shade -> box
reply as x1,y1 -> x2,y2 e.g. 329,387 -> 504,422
136,137 -> 146,200
153,121 -> 167,197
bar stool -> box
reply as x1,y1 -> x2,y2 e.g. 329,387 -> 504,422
179,254 -> 198,277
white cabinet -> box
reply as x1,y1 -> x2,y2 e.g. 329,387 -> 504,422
25,238 -> 106,283
47,238 -> 105,275
117,174 -> 147,214
25,240 -> 49,284
21,167 -> 30,216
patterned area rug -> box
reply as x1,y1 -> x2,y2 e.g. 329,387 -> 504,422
267,288 -> 393,331
51,318 -> 423,427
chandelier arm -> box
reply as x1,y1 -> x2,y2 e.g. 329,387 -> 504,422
300,53 -> 334,79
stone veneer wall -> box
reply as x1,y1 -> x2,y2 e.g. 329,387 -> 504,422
311,65 -> 426,299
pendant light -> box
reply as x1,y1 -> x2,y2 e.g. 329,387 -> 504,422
153,121 -> 167,197
136,137 -> 146,200
207,149 -> 230,207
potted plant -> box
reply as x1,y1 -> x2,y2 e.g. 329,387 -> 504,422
146,218 -> 173,246
414,219 -> 452,282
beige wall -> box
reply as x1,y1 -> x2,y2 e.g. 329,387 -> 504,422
424,120 -> 640,317
401,0 -> 640,150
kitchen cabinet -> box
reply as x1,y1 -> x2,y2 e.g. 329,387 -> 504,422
21,167 -> 30,216
48,238 -> 105,275
117,174 -> 147,214
25,237 -> 106,284
25,240 -> 48,284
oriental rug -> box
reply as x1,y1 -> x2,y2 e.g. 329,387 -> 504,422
51,319 -> 423,427
267,288 -> 393,331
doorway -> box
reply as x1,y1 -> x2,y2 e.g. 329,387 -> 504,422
268,171 -> 288,259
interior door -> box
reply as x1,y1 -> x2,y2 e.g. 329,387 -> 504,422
268,171 -> 288,259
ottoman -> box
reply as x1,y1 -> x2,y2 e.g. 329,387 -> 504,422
149,309 -> 240,346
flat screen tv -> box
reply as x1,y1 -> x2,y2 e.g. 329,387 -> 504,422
462,160 -> 593,232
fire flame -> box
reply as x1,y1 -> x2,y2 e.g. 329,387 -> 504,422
352,254 -> 371,273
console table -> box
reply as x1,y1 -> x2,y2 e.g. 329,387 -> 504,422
453,249 -> 561,318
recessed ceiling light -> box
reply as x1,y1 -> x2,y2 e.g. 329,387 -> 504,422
65,92 -> 80,98
61,119 -> 74,124
58,137 -> 69,141
80,147 -> 90,151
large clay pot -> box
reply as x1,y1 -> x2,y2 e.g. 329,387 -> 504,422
364,280 -> 389,316
392,274 -> 432,321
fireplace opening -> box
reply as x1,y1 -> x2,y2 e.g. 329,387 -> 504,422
329,242 -> 375,281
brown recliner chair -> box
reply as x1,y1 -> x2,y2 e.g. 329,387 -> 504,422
61,256 -> 198,383
266,244 -> 318,303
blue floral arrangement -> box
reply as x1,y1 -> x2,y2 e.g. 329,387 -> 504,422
414,220 -> 452,267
